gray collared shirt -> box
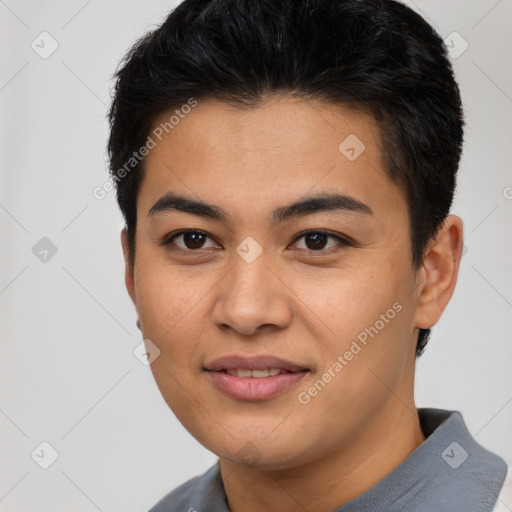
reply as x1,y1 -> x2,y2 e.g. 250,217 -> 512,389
149,409 -> 507,512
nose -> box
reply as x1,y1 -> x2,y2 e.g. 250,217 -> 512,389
211,252 -> 293,336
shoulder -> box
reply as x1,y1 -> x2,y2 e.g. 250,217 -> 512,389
148,463 -> 226,512
493,466 -> 512,512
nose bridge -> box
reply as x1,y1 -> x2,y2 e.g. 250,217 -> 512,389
212,247 -> 292,334
231,249 -> 274,300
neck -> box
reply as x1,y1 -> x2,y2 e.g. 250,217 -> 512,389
220,400 -> 426,512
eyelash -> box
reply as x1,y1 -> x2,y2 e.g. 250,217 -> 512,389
161,229 -> 352,255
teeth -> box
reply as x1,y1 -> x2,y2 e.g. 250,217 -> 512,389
251,369 -> 269,378
225,368 -> 284,378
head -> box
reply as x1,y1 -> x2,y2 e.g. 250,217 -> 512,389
108,0 -> 464,469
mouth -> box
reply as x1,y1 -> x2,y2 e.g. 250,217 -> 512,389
224,368 -> 293,377
204,355 -> 310,401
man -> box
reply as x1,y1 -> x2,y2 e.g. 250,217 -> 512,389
107,0 -> 508,510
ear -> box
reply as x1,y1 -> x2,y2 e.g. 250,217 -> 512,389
413,215 -> 464,329
121,228 -> 136,306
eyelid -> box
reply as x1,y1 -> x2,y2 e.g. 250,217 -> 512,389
290,229 -> 353,251
161,229 -> 353,253
161,229 -> 220,249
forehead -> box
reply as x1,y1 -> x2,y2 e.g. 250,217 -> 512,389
138,96 -> 406,224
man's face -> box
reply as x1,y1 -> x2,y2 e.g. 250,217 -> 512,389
125,97 -> 422,469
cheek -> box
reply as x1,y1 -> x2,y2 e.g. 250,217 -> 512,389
302,262 -> 414,382
134,264 -> 213,422
299,263 -> 403,338
295,303 -> 414,439
133,258 -> 214,362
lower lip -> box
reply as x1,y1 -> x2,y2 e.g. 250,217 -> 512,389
206,371 -> 309,401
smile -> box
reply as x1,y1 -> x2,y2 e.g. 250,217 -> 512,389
204,355 -> 310,401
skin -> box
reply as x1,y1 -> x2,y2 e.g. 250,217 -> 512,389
121,96 -> 463,512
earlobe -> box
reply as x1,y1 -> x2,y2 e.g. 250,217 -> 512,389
413,215 -> 464,330
120,228 -> 137,305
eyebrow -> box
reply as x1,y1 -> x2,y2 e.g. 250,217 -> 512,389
148,192 -> 373,224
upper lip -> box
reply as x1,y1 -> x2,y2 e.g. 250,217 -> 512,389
204,355 -> 309,373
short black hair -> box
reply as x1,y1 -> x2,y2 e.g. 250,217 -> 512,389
107,0 -> 464,356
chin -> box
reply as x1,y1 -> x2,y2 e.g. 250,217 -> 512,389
196,426 -> 312,468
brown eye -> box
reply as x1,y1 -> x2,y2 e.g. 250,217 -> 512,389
304,232 -> 329,250
164,230 -> 219,251
292,230 -> 350,252
181,232 -> 207,249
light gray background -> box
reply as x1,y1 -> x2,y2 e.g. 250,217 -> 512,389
0,1 -> 511,511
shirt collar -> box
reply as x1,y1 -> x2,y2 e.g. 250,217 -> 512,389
151,408 -> 507,512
